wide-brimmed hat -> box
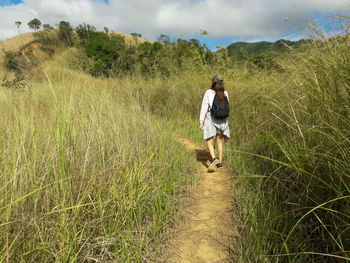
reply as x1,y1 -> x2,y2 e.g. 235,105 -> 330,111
211,74 -> 224,82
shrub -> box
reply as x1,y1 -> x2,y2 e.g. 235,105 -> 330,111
58,21 -> 73,46
3,50 -> 20,72
83,32 -> 126,77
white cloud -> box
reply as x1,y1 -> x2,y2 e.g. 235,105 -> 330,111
0,0 -> 349,41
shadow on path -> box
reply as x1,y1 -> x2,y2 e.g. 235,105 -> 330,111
195,149 -> 211,168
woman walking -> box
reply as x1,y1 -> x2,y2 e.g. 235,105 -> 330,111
199,74 -> 230,172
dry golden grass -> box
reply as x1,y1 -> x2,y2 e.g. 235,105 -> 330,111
109,31 -> 148,44
0,52 -> 195,262
0,32 -> 35,52
0,30 -> 146,72
0,32 -> 35,69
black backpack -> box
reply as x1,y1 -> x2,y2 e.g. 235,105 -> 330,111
210,93 -> 229,119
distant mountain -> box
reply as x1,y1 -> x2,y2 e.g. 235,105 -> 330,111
227,39 -> 311,57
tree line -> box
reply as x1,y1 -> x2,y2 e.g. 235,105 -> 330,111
17,19 -> 228,77
11,18 -> 283,77
14,18 -> 53,34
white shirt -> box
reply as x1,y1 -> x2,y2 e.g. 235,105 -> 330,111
199,89 -> 229,124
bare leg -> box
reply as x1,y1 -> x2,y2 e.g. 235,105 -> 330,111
216,133 -> 223,163
206,137 -> 216,160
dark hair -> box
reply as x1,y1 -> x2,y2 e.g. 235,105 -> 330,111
211,80 -> 225,102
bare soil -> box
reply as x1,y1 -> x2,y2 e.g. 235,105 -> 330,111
161,136 -> 237,263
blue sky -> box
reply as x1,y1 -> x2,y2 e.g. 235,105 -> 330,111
0,0 -> 109,6
0,0 -> 349,49
0,0 -> 23,6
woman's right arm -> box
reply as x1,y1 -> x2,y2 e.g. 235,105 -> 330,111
199,90 -> 209,125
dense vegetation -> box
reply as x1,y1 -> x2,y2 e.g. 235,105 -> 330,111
30,21 -> 226,78
124,34 -> 350,262
227,39 -> 312,71
0,56 -> 195,262
231,35 -> 350,262
227,39 -> 309,57
2,18 -> 350,262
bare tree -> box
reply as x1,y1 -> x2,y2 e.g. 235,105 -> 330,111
15,21 -> 22,35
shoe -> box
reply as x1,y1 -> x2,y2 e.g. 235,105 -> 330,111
216,163 -> 223,169
208,158 -> 219,172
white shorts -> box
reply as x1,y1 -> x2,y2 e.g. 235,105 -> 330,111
203,112 -> 230,140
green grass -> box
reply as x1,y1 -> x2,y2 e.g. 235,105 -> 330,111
226,36 -> 350,262
0,62 -> 195,262
128,34 -> 350,262
2,26 -> 350,263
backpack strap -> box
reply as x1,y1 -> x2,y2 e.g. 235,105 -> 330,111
209,90 -> 216,111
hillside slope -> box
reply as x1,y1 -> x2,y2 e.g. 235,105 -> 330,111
0,32 -> 35,53
0,30 -> 146,75
227,39 -> 310,57
0,32 -> 35,70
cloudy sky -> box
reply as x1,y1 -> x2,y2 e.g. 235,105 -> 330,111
0,0 -> 349,48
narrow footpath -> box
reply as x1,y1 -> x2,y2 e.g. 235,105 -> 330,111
162,136 -> 237,263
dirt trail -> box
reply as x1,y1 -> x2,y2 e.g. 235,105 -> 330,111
162,136 -> 237,263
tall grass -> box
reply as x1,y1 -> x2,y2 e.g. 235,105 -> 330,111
2,27 -> 350,263
130,33 -> 350,262
0,60 -> 194,262
227,35 -> 350,262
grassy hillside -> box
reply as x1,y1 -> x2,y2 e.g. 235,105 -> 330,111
227,39 -> 310,57
2,20 -> 350,262
177,37 -> 350,261
0,28 -> 146,75
127,35 -> 350,262
230,35 -> 350,262
0,55 -> 196,262
0,32 -> 35,54
0,32 -> 35,70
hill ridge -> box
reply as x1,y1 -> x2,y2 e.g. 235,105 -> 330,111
227,38 -> 311,56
